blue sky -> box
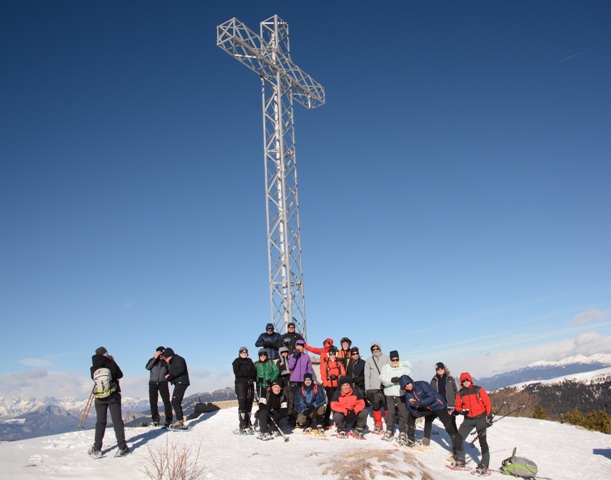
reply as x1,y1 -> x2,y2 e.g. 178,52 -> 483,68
1,1 -> 610,399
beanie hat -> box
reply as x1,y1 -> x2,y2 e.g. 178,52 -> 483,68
156,346 -> 165,353
272,378 -> 284,388
279,346 -> 289,354
239,346 -> 248,354
436,362 -> 445,370
295,339 -> 305,346
303,372 -> 313,381
95,347 -> 108,357
339,377 -> 351,386
266,323 -> 274,331
288,321 -> 295,327
389,350 -> 399,360
399,375 -> 413,389
350,346 -> 359,354
163,347 -> 175,357
328,346 -> 339,355
258,348 -> 268,356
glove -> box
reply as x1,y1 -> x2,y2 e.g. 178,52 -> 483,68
293,351 -> 301,360
258,397 -> 267,405
390,376 -> 399,384
280,401 -> 287,409
486,416 -> 493,427
264,341 -> 272,348
329,374 -> 338,381
303,407 -> 314,417
257,377 -> 264,384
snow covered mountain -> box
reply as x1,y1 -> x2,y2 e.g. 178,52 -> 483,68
0,406 -> 609,480
475,353 -> 611,390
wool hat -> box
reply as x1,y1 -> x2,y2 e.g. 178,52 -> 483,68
436,362 -> 446,370
279,346 -> 289,354
258,348 -> 268,356
156,346 -> 165,353
399,375 -> 414,389
272,378 -> 284,388
295,339 -> 305,346
339,377 -> 351,387
328,346 -> 338,355
288,321 -> 295,327
350,346 -> 360,354
163,347 -> 175,357
95,347 -> 108,357
303,372 -> 313,381
389,350 -> 400,360
239,346 -> 248,354
266,323 -> 274,331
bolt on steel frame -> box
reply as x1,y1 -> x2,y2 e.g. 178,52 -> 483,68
217,15 -> 325,338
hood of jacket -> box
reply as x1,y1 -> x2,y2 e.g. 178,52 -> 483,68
370,341 -> 383,356
459,372 -> 473,384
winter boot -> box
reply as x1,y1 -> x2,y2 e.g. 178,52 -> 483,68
475,464 -> 489,477
382,430 -> 394,442
88,446 -> 103,459
114,446 -> 130,457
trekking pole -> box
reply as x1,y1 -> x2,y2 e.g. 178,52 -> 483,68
468,404 -> 525,448
78,389 -> 95,430
467,401 -> 507,438
269,414 -> 290,442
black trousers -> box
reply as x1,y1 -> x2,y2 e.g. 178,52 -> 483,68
149,382 -> 172,423
94,393 -> 127,451
235,381 -> 254,429
323,386 -> 338,425
257,408 -> 288,434
424,409 -> 458,439
333,409 -> 368,431
386,395 -> 408,434
171,384 -> 188,421
408,409 -> 463,454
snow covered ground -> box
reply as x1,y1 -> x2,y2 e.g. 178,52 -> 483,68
0,406 -> 609,480
510,366 -> 611,389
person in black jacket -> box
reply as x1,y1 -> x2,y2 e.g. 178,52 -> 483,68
256,379 -> 288,440
276,321 -> 305,354
232,346 -> 256,434
346,346 -> 366,399
145,346 -> 171,427
89,346 -> 129,458
255,323 -> 281,360
162,347 -> 190,429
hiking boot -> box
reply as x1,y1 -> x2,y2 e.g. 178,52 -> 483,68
450,459 -> 467,469
372,424 -> 384,435
88,446 -> 103,459
303,427 -> 313,434
316,427 -> 325,436
382,430 -> 394,442
475,464 -> 489,476
419,437 -> 430,446
170,420 -> 185,429
336,430 -> 348,439
398,433 -> 407,444
114,447 -> 130,458
352,428 -> 365,440
260,432 -> 273,441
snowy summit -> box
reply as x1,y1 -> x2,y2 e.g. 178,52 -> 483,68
0,406 -> 609,480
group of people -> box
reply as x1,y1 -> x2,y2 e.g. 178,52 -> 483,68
87,345 -> 190,458
234,323 -> 493,477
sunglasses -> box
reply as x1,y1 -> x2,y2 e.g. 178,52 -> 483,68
372,347 -> 380,351
351,353 -> 359,356
259,353 -> 268,357
391,359 -> 399,362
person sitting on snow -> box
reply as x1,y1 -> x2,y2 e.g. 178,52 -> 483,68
294,372 -> 327,435
330,377 -> 368,439
256,379 -> 288,441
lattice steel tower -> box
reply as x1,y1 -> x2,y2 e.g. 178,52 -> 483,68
217,15 -> 325,338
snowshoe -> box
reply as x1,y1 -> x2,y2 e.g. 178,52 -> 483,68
114,447 -> 130,458
88,446 -> 103,459
336,430 -> 348,439
472,464 -> 491,477
349,429 -> 365,440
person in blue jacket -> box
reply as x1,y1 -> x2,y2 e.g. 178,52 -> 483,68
255,323 -> 281,360
400,375 -> 463,457
294,372 -> 327,435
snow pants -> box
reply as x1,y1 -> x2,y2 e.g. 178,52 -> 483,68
149,382 -> 172,424
366,389 -> 387,427
333,408 -> 368,432
457,415 -> 489,467
296,405 -> 326,428
235,381 -> 254,429
94,393 -> 127,451
171,384 -> 188,421
257,408 -> 288,434
386,395 -> 408,434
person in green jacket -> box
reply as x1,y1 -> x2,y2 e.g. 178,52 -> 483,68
255,348 -> 279,398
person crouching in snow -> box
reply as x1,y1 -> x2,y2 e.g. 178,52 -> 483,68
330,377 -> 368,439
453,372 -> 492,476
294,372 -> 327,435
256,379 -> 288,440
379,350 -> 412,443
321,346 -> 346,429
400,375 -> 464,456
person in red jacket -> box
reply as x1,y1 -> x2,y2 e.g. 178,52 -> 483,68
320,347 -> 346,428
330,377 -> 368,439
305,337 -> 334,362
453,372 -> 492,476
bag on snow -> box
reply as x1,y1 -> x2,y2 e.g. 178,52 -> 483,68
92,368 -> 117,398
500,447 -> 538,478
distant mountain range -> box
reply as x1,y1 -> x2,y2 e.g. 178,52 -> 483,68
0,387 -> 236,441
474,353 -> 611,390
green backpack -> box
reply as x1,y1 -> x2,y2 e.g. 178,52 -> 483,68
500,447 -> 538,479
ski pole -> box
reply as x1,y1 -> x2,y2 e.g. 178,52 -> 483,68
78,389 -> 95,430
468,404 -> 525,448
468,401 -> 507,438
269,414 -> 290,442
491,404 -> 526,424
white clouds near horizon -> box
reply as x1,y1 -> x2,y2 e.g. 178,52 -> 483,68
572,308 -> 611,324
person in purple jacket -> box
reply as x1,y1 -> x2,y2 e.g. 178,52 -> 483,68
287,339 -> 312,424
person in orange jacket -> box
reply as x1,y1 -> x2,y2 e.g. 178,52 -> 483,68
305,337 -> 334,362
330,377 -> 368,439
320,346 -> 346,428
453,372 -> 492,476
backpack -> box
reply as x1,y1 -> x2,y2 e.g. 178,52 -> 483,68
92,368 -> 117,398
500,448 -> 538,479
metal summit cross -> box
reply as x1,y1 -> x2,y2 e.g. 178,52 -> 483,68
217,15 -> 325,339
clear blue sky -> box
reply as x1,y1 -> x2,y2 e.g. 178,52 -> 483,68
1,1 -> 610,399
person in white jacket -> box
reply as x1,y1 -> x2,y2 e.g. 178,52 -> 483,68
379,350 -> 412,442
